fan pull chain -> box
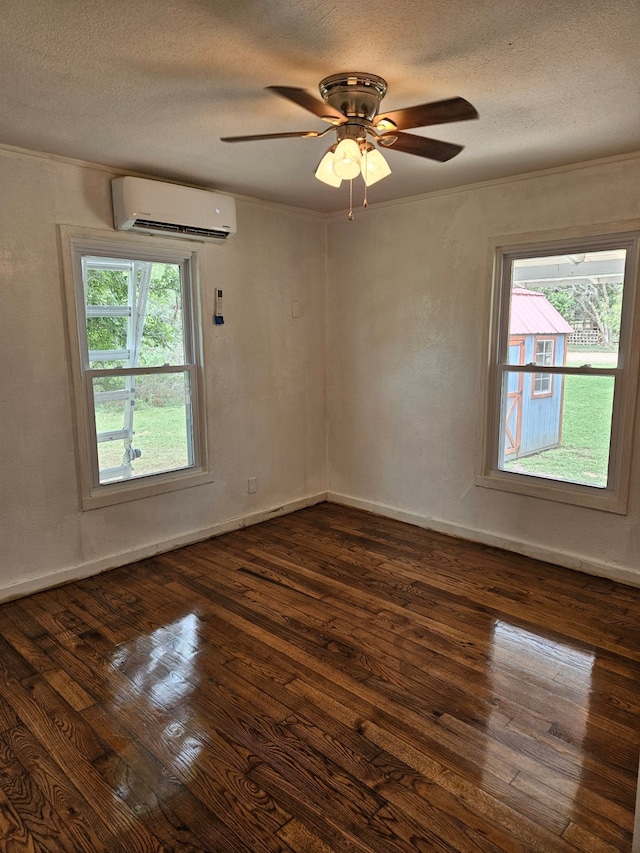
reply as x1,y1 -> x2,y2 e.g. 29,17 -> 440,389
348,180 -> 354,220
362,146 -> 368,208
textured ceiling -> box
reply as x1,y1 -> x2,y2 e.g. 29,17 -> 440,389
2,0 -> 640,213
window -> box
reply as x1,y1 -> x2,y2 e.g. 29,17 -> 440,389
479,231 -> 640,513
63,231 -> 210,507
532,338 -> 555,397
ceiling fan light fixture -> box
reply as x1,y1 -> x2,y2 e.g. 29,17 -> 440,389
332,137 -> 361,180
361,146 -> 391,186
315,148 -> 342,186
221,73 -> 478,212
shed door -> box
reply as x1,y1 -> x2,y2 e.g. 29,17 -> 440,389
504,336 -> 525,457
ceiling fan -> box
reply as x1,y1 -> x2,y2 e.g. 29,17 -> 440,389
221,72 -> 478,205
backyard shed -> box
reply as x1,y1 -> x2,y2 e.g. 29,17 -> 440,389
504,288 -> 574,460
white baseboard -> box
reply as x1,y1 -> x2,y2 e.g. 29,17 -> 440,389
327,491 -> 640,589
0,492 -> 327,604
5,489 -> 638,604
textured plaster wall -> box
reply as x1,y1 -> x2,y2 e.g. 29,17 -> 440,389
326,156 -> 640,584
0,148 -> 327,598
3,144 -> 640,600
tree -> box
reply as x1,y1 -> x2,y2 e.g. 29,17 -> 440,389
530,280 -> 623,347
86,262 -> 182,364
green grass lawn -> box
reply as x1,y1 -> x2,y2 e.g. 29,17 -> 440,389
503,352 -> 616,486
96,404 -> 190,478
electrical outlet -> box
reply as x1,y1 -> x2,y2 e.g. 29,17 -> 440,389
248,477 -> 257,494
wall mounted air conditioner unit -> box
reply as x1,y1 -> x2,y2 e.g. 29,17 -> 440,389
112,176 -> 236,241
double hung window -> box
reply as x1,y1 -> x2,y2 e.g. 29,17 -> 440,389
64,232 -> 209,507
480,231 -> 640,512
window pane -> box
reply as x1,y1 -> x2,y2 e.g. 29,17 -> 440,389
84,258 -> 186,370
138,262 -> 186,367
535,339 -> 553,365
533,373 -> 552,395
498,369 -> 614,487
93,372 -> 193,484
510,249 -> 625,369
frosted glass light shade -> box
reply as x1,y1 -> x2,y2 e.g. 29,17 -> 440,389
333,138 -> 361,180
315,150 -> 342,186
361,147 -> 392,186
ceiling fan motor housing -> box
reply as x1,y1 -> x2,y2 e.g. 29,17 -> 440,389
319,73 -> 387,121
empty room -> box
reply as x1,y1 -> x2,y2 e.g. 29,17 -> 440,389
1,1 -> 640,851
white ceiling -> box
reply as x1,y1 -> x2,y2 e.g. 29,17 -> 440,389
2,0 -> 640,213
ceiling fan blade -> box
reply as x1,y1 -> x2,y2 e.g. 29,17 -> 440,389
375,97 -> 478,131
267,86 -> 346,123
221,130 -> 320,143
378,131 -> 464,162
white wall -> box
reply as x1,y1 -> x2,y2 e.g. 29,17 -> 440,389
326,155 -> 640,585
3,144 -> 640,602
0,147 -> 327,600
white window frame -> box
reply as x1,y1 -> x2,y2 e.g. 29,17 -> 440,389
477,228 -> 640,514
61,226 -> 212,509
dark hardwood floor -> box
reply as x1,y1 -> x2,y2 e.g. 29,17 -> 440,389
0,502 -> 639,852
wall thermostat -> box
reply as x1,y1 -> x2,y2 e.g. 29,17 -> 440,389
214,288 -> 224,325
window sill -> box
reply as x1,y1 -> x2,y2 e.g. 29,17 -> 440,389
474,469 -> 628,514
81,467 -> 214,510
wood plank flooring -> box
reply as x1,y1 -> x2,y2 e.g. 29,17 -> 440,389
0,502 -> 639,852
